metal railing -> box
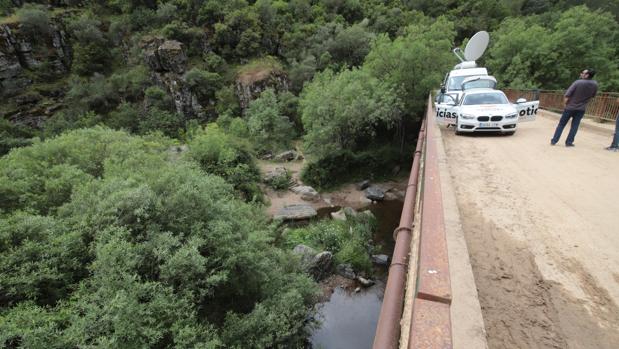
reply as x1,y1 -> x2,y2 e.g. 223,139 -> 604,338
373,96 -> 453,349
504,89 -> 619,122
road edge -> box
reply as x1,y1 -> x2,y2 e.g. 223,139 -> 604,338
434,122 -> 489,349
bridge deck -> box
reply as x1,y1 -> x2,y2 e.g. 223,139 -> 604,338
439,110 -> 619,348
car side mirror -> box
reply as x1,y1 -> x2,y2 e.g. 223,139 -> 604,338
440,86 -> 446,94
516,98 -> 527,104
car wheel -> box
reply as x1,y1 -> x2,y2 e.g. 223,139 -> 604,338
504,131 -> 515,136
455,120 -> 463,135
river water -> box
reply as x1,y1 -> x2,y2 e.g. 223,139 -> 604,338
310,200 -> 403,349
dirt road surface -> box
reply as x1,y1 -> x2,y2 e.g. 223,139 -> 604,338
441,113 -> 619,349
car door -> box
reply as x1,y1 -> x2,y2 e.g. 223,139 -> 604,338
514,100 -> 539,122
434,94 -> 459,126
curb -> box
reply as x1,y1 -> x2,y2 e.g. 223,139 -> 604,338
434,121 -> 489,349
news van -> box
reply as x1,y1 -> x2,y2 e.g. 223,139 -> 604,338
434,31 -> 539,135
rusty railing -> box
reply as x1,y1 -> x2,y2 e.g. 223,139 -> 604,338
504,89 -> 619,122
373,96 -> 452,349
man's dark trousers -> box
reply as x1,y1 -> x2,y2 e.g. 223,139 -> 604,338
551,109 -> 586,145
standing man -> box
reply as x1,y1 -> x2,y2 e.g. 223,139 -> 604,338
551,69 -> 598,147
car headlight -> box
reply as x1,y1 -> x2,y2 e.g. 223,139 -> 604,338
505,113 -> 518,119
460,113 -> 475,119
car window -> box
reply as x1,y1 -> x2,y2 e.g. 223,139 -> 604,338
447,76 -> 468,90
463,93 -> 508,105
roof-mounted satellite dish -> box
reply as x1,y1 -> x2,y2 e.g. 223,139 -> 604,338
463,31 -> 489,61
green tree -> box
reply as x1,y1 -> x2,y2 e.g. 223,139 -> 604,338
187,124 -> 262,201
300,68 -> 402,158
245,89 -> 295,154
364,17 -> 456,117
0,127 -> 317,347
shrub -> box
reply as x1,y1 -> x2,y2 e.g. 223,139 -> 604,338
0,119 -> 35,156
138,107 -> 183,138
16,4 -> 50,37
267,171 -> 291,191
284,213 -> 376,273
72,41 -> 112,76
144,86 -> 173,111
184,68 -> 222,101
246,88 -> 295,154
187,124 -> 262,201
300,146 -> 401,189
106,102 -> 140,132
300,68 -> 402,158
0,127 -> 317,347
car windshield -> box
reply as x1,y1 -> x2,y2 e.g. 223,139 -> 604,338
463,93 -> 509,105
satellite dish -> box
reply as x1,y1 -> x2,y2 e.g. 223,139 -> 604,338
464,31 -> 489,61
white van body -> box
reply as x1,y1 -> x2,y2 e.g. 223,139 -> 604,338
439,64 -> 490,103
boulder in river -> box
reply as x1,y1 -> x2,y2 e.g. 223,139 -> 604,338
291,185 -> 319,201
336,263 -> 356,280
372,254 -> 389,266
364,186 -> 385,201
292,245 -> 333,281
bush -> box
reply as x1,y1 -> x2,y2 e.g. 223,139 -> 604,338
187,124 -> 262,201
0,127 -> 318,347
300,68 -> 402,158
267,171 -> 291,191
246,89 -> 295,154
16,4 -> 50,37
184,68 -> 222,101
106,102 -> 140,132
138,107 -> 183,137
72,41 -> 113,76
144,86 -> 173,111
284,213 -> 376,273
0,119 -> 36,156
300,146 -> 401,189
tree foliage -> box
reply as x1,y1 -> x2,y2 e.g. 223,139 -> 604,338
245,88 -> 295,154
487,6 -> 619,90
0,127 -> 317,347
364,16 -> 456,117
300,68 -> 402,158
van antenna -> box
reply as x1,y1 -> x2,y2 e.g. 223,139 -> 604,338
453,47 -> 465,62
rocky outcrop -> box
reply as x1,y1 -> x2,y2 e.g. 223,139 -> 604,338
235,68 -> 289,111
0,22 -> 71,97
141,37 -> 204,119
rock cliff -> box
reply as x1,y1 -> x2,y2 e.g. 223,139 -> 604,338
0,21 -> 71,97
235,68 -> 290,112
141,37 -> 204,119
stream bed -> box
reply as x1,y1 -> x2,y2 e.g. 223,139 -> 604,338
310,200 -> 403,349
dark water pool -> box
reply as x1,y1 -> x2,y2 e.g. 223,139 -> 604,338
310,200 -> 403,349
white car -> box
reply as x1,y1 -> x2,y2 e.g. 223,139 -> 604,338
434,88 -> 539,135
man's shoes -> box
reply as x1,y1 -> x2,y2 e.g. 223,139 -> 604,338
605,146 -> 619,152
565,143 -> 575,147
550,141 -> 556,145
